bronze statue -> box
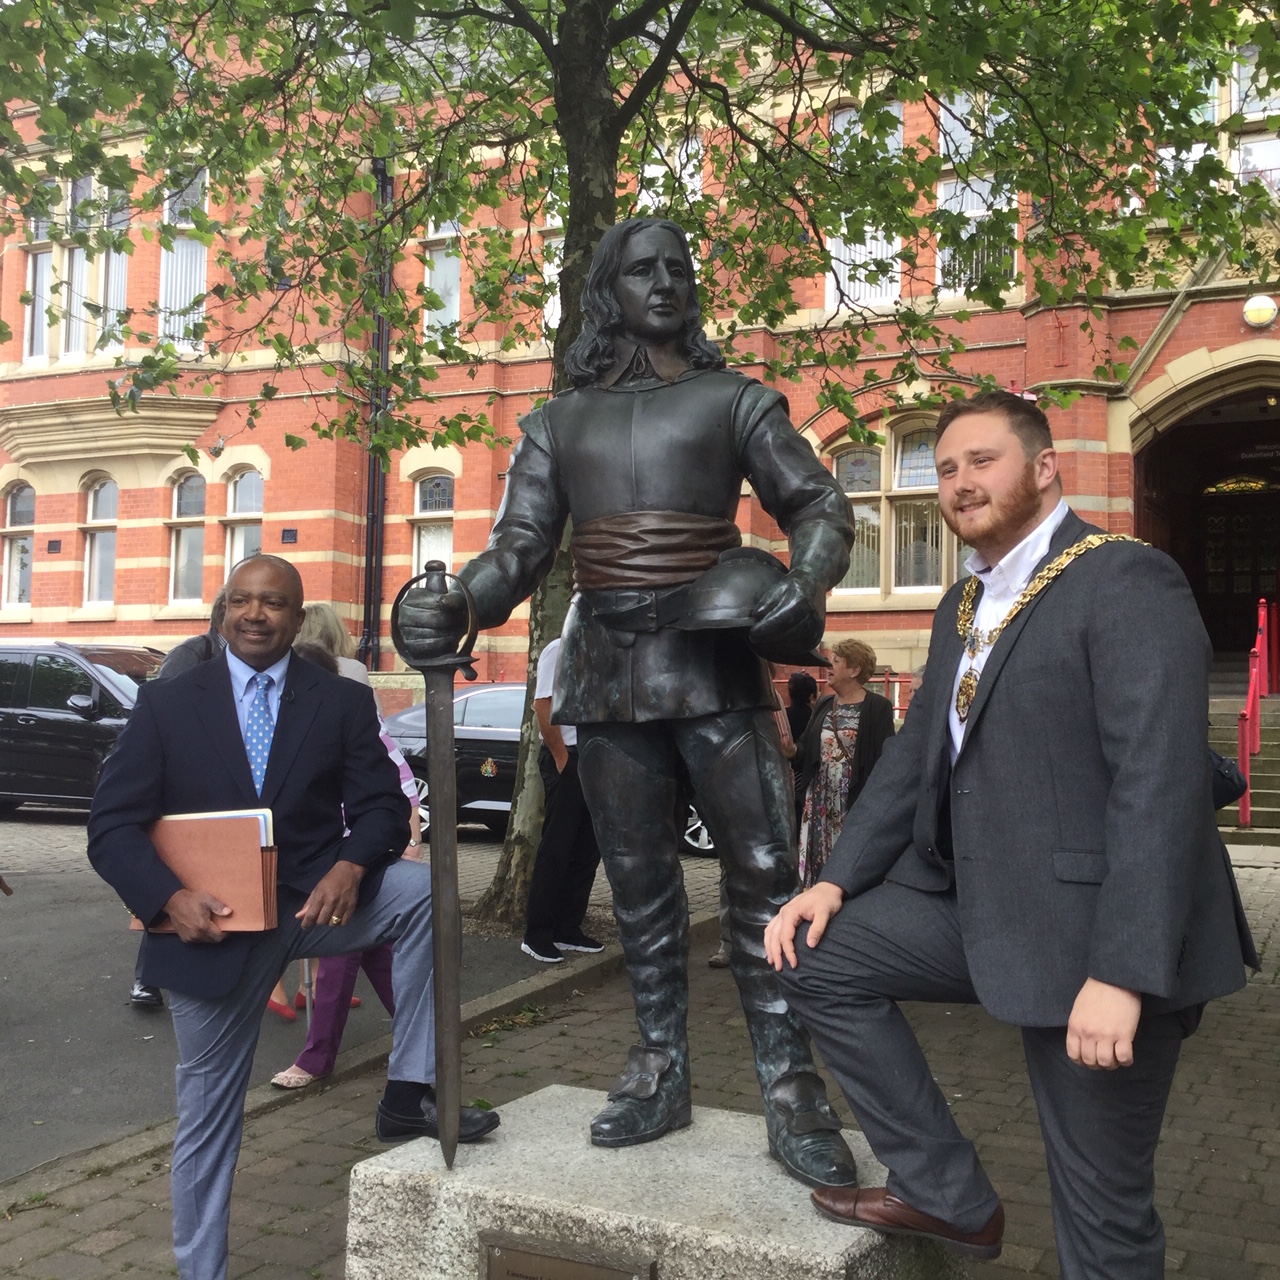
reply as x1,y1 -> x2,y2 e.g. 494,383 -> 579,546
399,218 -> 857,1189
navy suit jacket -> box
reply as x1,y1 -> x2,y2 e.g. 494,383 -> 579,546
88,652 -> 410,999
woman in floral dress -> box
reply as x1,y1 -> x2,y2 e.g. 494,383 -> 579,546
793,638 -> 896,887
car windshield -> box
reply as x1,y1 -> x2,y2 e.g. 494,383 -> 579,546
79,648 -> 164,702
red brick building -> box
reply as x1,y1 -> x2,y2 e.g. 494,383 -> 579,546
3,83 -> 1279,702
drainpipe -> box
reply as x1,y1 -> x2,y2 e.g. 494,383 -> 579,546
358,157 -> 393,669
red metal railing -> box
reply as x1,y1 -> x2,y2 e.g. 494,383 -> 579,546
1237,598 -> 1271,826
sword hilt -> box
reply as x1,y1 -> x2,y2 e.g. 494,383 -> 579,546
390,563 -> 479,682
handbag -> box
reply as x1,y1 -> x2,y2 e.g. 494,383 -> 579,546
1210,748 -> 1248,810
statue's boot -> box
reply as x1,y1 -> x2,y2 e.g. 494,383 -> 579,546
685,713 -> 858,1190
590,1046 -> 692,1147
578,728 -> 692,1149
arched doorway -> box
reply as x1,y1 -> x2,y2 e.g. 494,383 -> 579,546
1136,388 -> 1280,652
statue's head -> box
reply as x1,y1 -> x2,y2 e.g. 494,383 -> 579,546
564,218 -> 726,386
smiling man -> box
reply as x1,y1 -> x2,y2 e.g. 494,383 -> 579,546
398,218 -> 858,1190
766,390 -> 1257,1276
88,554 -> 498,1280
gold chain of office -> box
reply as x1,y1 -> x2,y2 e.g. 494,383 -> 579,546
953,533 -> 1146,722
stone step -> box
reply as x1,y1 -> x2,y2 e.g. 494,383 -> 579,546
1218,825 -> 1280,846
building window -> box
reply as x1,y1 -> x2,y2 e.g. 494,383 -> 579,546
169,473 -> 206,602
26,251 -> 52,359
3,484 -> 35,607
99,189 -> 131,353
424,220 -> 462,331
832,425 -> 949,600
159,169 -> 207,348
892,429 -> 942,588
936,177 -> 1017,294
834,448 -> 882,591
84,479 -> 118,604
224,468 -> 263,571
411,474 -> 454,574
637,136 -> 703,214
826,105 -> 903,309
61,175 -> 93,358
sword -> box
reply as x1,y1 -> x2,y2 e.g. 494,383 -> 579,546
390,562 -> 477,1169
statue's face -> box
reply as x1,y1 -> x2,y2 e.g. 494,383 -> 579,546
614,225 -> 691,344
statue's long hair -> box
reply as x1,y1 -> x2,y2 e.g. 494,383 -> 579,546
564,218 -> 726,387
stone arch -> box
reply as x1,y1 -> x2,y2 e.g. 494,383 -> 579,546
1125,338 -> 1280,454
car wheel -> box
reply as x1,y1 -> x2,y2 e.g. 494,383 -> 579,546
682,805 -> 715,855
0,801 -> 19,819
414,775 -> 430,829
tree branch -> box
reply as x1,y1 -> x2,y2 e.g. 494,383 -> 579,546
614,0 -> 702,134
609,0 -> 672,45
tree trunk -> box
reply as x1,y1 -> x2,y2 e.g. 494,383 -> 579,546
470,0 -> 620,926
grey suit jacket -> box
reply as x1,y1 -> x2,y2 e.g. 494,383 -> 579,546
821,509 -> 1257,1026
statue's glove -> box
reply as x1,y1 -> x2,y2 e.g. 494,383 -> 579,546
396,583 -> 470,664
749,571 -> 824,655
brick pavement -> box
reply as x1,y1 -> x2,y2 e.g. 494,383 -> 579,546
4,866 -> 1278,1279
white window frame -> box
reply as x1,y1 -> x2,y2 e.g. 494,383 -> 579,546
223,468 -> 263,575
168,473 -> 207,603
159,169 -> 207,350
936,177 -> 1017,296
829,423 -> 956,606
2,484 -> 36,609
637,136 -> 703,214
826,104 -> 903,311
25,250 -> 52,361
83,479 -> 118,605
423,220 -> 462,332
410,472 -> 455,575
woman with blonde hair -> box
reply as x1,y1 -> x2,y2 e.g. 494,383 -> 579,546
297,602 -> 371,686
792,637 -> 895,888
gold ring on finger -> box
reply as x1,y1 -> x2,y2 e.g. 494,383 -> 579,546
329,915 -> 342,926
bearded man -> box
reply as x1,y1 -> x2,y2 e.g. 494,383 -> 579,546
399,217 -> 858,1189
766,390 -> 1256,1275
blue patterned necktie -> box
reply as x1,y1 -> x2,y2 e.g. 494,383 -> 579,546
244,673 -> 276,795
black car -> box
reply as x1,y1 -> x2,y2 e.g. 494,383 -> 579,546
385,679 -> 716,853
0,643 -> 164,811
384,682 -> 526,836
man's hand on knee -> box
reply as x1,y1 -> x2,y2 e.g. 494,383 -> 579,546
163,888 -> 232,943
296,860 -> 366,929
764,882 -> 845,971
1065,977 -> 1142,1070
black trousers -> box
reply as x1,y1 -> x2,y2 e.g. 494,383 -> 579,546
781,879 -> 1199,1280
524,745 -> 601,945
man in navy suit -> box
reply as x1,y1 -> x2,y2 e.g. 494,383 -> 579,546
89,555 -> 498,1280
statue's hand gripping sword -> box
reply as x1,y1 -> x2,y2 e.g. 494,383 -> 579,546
390,562 -> 478,1170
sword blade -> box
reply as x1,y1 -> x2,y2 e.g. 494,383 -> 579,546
424,666 -> 462,1169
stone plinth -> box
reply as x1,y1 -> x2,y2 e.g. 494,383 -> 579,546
346,1085 -> 965,1280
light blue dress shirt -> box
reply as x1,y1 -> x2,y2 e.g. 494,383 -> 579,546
225,649 -> 292,741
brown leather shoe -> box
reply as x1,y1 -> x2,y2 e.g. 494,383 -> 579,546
811,1186 -> 1004,1260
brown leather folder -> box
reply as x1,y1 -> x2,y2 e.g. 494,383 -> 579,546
129,811 -> 278,932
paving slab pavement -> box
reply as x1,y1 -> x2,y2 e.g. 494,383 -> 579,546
3,859 -> 1277,1279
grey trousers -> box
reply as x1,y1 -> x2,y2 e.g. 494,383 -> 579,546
167,858 -> 434,1280
781,880 -> 1195,1280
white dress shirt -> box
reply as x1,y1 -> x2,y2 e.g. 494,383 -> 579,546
948,499 -> 1069,760
225,648 -> 292,741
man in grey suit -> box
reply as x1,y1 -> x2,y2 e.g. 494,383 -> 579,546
766,390 -> 1257,1276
